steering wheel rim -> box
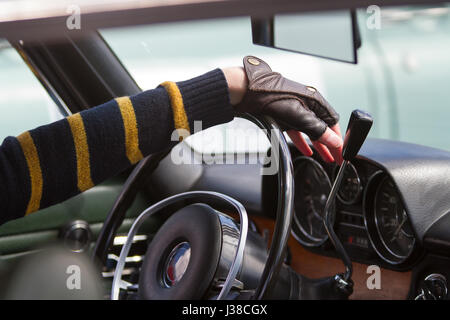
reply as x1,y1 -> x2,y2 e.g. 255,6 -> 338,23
92,114 -> 295,300
242,114 -> 295,299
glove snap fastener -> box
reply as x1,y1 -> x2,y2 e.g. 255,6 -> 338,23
306,86 -> 317,93
247,57 -> 260,65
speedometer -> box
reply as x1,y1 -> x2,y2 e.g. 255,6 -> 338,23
364,172 -> 417,265
374,176 -> 415,259
291,157 -> 334,247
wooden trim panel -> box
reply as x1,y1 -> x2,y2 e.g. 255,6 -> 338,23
250,215 -> 412,300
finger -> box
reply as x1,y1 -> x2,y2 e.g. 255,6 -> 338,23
312,140 -> 334,163
287,130 -> 313,156
331,123 -> 342,137
318,127 -> 344,165
329,124 -> 344,164
330,124 -> 343,164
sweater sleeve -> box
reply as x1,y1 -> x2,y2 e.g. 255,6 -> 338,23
0,68 -> 234,225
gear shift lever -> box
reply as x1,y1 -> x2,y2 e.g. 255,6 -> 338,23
323,109 -> 373,294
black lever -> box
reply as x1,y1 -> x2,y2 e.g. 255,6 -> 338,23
342,110 -> 373,161
323,109 -> 373,295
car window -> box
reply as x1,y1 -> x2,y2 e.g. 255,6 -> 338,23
0,39 -> 64,142
101,6 -> 450,152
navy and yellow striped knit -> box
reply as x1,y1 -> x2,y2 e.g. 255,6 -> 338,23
0,69 -> 234,225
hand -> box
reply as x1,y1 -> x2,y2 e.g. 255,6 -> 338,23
222,56 -> 343,164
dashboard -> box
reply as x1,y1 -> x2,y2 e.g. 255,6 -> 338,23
292,154 -> 419,269
150,137 -> 450,299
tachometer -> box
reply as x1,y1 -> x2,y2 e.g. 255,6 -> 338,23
374,176 -> 415,259
292,157 -> 334,247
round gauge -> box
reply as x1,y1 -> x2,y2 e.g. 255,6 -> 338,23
374,176 -> 415,259
364,171 -> 417,265
292,157 -> 334,247
335,162 -> 362,204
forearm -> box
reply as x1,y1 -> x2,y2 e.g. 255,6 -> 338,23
0,69 -> 234,224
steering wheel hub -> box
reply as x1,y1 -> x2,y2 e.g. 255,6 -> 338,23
162,241 -> 191,288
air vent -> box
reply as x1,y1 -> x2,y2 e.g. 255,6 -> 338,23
102,234 -> 149,299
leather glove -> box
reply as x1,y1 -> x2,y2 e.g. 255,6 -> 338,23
234,55 -> 343,163
235,56 -> 340,142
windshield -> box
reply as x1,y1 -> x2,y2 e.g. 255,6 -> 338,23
101,4 -> 450,153
0,40 -> 63,141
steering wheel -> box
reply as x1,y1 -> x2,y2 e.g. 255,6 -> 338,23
92,114 -> 295,300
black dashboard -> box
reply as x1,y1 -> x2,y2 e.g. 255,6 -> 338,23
291,152 -> 421,270
290,138 -> 450,270
150,137 -> 450,298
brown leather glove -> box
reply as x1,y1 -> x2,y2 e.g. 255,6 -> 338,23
235,56 -> 340,141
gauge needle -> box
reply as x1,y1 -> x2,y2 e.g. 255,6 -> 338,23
390,216 -> 407,242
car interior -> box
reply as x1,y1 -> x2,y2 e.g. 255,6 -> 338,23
0,0 -> 449,300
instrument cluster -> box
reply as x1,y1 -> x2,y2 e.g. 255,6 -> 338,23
291,156 -> 419,268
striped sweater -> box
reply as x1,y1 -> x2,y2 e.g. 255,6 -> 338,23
0,69 -> 234,225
